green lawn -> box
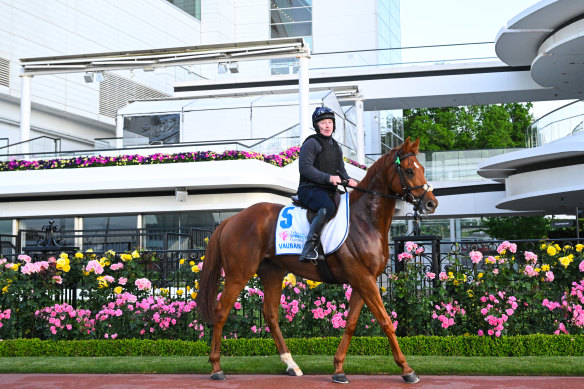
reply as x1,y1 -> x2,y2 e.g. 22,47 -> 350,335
1,355 -> 583,376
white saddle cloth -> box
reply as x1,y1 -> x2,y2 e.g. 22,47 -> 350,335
275,193 -> 350,256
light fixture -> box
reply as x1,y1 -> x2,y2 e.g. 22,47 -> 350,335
83,71 -> 94,83
94,71 -> 106,82
175,187 -> 188,202
129,69 -> 135,78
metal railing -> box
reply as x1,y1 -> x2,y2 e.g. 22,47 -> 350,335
0,136 -> 61,161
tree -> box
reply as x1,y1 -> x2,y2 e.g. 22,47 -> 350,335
481,216 -> 551,240
402,108 -> 455,151
403,103 -> 533,150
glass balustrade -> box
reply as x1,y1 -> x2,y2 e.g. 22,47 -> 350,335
526,99 -> 584,147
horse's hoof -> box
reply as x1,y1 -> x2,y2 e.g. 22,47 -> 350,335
332,373 -> 349,384
286,366 -> 303,376
210,371 -> 226,381
402,371 -> 420,384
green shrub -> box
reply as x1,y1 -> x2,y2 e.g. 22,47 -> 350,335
1,335 -> 583,357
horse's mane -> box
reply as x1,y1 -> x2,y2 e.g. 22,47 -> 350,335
349,139 -> 416,203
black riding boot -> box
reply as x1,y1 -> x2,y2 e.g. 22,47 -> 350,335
299,208 -> 327,263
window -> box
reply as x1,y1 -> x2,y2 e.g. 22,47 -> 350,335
82,216 -> 139,252
123,114 -> 181,146
167,0 -> 201,20
270,0 -> 312,75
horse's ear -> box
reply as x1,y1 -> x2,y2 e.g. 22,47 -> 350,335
412,137 -> 420,152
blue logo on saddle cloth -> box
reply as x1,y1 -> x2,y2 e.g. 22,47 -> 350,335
275,193 -> 350,256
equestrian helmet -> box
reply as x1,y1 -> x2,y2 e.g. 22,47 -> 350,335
312,106 -> 336,131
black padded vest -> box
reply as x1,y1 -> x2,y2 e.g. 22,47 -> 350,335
300,134 -> 343,187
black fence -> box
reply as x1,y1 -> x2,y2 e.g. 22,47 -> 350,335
3,223 -> 584,307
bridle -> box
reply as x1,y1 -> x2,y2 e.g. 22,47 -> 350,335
340,150 -> 433,211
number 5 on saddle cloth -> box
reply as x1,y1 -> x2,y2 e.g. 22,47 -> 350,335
275,193 -> 350,257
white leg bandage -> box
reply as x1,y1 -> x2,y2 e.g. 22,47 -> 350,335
280,353 -> 303,376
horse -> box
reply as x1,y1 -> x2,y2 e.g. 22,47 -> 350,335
195,137 -> 438,384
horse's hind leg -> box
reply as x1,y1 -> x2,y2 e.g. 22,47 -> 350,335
332,289 -> 365,384
257,263 -> 303,377
208,278 -> 250,380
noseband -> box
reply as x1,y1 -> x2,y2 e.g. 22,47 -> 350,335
342,150 -> 432,210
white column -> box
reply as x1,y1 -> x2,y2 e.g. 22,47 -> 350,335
355,96 -> 365,165
74,217 -> 84,250
298,49 -> 311,142
116,115 -> 124,149
20,73 -> 33,157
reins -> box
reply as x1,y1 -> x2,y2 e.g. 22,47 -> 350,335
338,150 -> 430,207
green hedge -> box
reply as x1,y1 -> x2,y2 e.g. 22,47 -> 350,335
1,335 -> 583,357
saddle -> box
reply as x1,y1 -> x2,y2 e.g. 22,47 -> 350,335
287,191 -> 344,285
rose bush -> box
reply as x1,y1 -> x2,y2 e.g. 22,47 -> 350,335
1,240 -> 583,340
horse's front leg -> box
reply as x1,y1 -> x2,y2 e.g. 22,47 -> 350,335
357,278 -> 419,384
257,264 -> 303,376
332,289 -> 365,384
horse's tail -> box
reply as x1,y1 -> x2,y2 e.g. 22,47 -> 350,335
196,220 -> 227,324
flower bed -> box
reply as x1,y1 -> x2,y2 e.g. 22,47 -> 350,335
1,240 -> 583,341
0,146 -> 367,172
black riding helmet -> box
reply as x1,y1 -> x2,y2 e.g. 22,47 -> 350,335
312,106 -> 336,132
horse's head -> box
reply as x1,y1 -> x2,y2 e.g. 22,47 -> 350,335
389,137 -> 438,215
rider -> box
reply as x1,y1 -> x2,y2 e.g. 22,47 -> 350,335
297,106 -> 358,263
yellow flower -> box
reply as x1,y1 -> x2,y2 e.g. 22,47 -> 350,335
56,257 -> 70,271
59,252 -> 69,260
282,273 -> 297,289
576,244 -> 584,252
179,259 -> 185,265
541,264 -> 550,272
74,252 -> 84,259
306,279 -> 322,289
120,253 -> 132,262
186,285 -> 191,291
563,245 -> 572,251
194,281 -> 199,290
204,237 -> 209,244
177,289 -> 184,296
453,280 -> 459,286
447,272 -> 454,280
191,292 -> 198,299
113,286 -> 123,294
191,265 -> 199,273
2,286 -> 8,293
547,246 -> 557,256
160,288 -> 169,295
201,255 -> 205,261
478,272 -> 484,279
131,250 -> 140,258
106,250 -> 116,256
96,276 -> 108,288
380,286 -> 387,293
189,261 -> 195,266
467,290 -> 473,298
540,243 -> 547,250
559,256 -> 571,268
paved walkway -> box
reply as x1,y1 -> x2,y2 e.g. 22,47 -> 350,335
1,374 -> 584,389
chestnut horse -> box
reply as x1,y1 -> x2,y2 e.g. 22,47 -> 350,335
196,137 -> 437,384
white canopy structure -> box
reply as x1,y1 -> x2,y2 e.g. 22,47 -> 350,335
116,90 -> 354,154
